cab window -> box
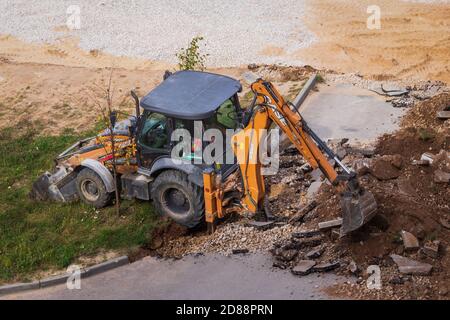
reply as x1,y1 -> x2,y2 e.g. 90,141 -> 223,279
206,99 -> 239,131
138,112 -> 169,149
217,99 -> 238,129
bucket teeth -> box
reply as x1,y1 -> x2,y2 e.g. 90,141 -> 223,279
340,190 -> 377,235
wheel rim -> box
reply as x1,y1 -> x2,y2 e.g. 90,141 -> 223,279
80,178 -> 100,202
161,187 -> 191,216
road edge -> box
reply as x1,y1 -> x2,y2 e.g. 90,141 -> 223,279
0,256 -> 129,296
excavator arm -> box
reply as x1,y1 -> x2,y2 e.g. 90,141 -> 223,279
204,79 -> 377,235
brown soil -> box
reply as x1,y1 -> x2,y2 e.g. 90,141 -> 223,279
0,35 -> 170,70
401,92 -> 450,131
308,95 -> 450,300
0,37 -> 246,135
295,0 -> 450,83
0,62 -> 165,134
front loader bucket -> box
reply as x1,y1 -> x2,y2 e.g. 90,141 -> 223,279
30,166 -> 79,203
340,190 -> 377,235
30,173 -> 51,201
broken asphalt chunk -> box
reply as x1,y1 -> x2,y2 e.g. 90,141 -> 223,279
353,158 -> 373,176
389,276 -> 405,285
288,201 -> 317,224
232,248 -> 249,255
401,230 -> 419,251
436,110 -> 450,120
422,240 -> 440,259
350,147 -> 375,158
288,236 -> 323,250
277,249 -> 298,262
305,246 -> 324,259
292,260 -> 316,276
412,159 -> 430,166
335,146 -> 347,160
292,229 -> 321,239
318,218 -> 342,231
390,254 -> 432,275
312,261 -> 340,272
246,220 -> 275,230
273,261 -> 287,270
306,181 -> 323,199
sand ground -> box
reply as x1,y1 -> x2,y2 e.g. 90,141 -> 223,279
295,0 -> 450,83
0,0 -> 448,133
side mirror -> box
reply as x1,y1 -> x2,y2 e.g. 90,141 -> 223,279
130,90 -> 140,118
163,70 -> 173,80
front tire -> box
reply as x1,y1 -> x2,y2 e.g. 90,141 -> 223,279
151,170 -> 204,228
76,168 -> 113,208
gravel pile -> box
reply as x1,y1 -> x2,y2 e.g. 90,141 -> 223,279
158,222 -> 300,257
0,0 -> 315,67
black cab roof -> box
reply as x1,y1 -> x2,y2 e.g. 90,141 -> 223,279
140,71 -> 242,120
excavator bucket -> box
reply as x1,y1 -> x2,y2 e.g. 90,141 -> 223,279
340,190 -> 377,235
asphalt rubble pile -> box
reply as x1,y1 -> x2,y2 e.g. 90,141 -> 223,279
326,72 -> 449,111
272,91 -> 449,300
152,71 -> 449,300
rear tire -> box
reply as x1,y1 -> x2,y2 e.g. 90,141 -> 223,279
76,168 -> 113,208
151,170 -> 204,228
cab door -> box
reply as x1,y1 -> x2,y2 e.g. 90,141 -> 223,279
136,111 -> 172,169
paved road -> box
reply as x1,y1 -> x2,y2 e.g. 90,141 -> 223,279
3,254 -> 347,300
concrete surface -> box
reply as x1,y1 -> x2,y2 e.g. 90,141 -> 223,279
2,254 -> 347,300
301,83 -> 406,143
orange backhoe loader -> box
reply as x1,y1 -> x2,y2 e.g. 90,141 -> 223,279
32,71 -> 377,236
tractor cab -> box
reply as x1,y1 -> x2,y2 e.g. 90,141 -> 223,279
134,70 -> 243,177
116,71 -> 244,227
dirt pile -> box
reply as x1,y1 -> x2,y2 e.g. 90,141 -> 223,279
401,92 -> 450,131
299,94 -> 450,299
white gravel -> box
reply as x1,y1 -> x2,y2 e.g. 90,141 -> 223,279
0,0 -> 315,67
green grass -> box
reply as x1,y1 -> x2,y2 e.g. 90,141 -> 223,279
0,123 -> 160,283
